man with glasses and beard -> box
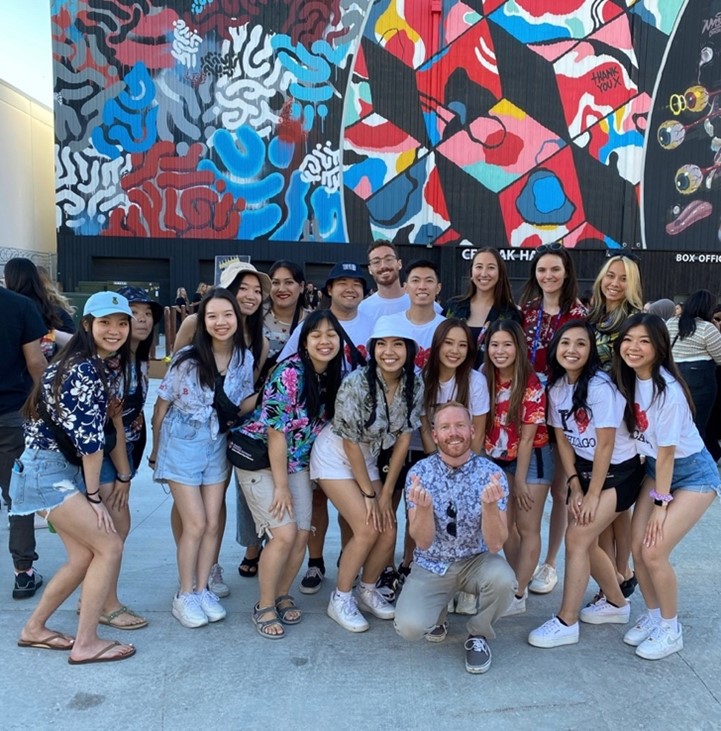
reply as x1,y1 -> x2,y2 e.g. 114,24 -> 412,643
393,402 -> 515,674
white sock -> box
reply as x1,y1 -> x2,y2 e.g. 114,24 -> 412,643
335,589 -> 352,600
660,615 -> 679,633
648,607 -> 661,621
360,581 -> 376,593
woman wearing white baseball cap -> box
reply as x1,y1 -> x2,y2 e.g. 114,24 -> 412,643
11,291 -> 138,664
310,316 -> 424,632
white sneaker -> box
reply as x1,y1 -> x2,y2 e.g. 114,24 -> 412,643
529,564 -> 558,594
197,588 -> 227,622
503,589 -> 527,617
356,585 -> 395,619
528,616 -> 579,648
208,563 -> 230,598
327,592 -> 369,632
624,611 -> 661,647
635,621 -> 683,660
172,592 -> 208,628
579,597 -> 630,625
454,591 -> 478,615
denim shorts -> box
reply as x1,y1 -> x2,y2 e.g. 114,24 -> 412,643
493,444 -> 553,485
99,442 -> 137,485
646,449 -> 721,496
154,408 -> 229,486
9,448 -> 85,516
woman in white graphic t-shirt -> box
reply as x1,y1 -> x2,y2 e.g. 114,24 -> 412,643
613,313 -> 721,661
528,320 -> 643,650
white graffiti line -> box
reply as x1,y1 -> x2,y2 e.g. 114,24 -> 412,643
300,142 -> 341,190
172,20 -> 203,69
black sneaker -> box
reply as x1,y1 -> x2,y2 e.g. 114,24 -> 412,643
299,566 -> 325,595
13,569 -> 43,600
620,573 -> 637,598
464,635 -> 492,674
375,566 -> 400,603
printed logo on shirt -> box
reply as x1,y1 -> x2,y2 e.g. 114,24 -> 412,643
567,435 -> 596,450
575,408 -> 589,434
632,403 -> 650,443
415,347 -> 431,370
344,343 -> 368,365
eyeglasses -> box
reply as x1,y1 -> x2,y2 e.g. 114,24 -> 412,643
535,242 -> 564,255
446,500 -> 457,537
368,255 -> 397,268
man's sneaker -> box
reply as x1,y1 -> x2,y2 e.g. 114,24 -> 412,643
299,566 -> 325,595
197,588 -> 227,622
455,591 -> 477,615
528,617 -> 580,648
635,622 -> 683,660
579,597 -> 630,625
529,564 -> 558,594
172,592 -> 208,628
623,611 -> 661,647
208,564 -> 230,598
503,589 -> 527,617
464,635 -> 492,674
375,566 -> 400,603
13,569 -> 43,600
425,621 -> 448,643
356,585 -> 395,619
327,592 -> 369,632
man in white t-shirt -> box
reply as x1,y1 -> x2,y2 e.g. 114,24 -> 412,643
278,261 -> 373,368
359,241 -> 442,320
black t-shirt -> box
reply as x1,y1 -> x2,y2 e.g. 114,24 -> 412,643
0,288 -> 47,415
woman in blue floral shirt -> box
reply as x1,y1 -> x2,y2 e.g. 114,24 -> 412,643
11,291 -> 137,664
311,317 -> 424,633
150,289 -> 255,629
235,310 -> 344,638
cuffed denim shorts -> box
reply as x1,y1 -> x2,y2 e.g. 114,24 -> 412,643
9,448 -> 85,516
99,442 -> 137,485
646,449 -> 721,496
154,409 -> 229,486
493,443 -> 553,485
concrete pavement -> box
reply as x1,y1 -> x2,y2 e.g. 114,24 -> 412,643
2,380 -> 721,730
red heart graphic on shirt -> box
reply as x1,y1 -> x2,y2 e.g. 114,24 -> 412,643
634,403 -> 648,431
575,408 -> 589,434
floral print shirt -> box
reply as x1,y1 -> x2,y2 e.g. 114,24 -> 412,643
25,358 -> 108,456
106,357 -> 150,444
158,346 -> 254,438
485,372 -> 548,460
407,453 -> 509,575
237,356 -> 332,473
331,367 -> 423,456
521,298 -> 587,376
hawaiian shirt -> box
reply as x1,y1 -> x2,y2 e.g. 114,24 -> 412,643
407,452 -> 509,575
158,346 -> 254,438
237,356 -> 332,473
25,358 -> 108,455
105,357 -> 149,444
332,366 -> 423,456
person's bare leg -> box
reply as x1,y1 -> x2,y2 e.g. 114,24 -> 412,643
257,524 -> 296,636
512,484 -> 550,594
196,482 -> 226,591
541,462 -> 567,568
306,488 -> 329,561
170,482 -> 206,594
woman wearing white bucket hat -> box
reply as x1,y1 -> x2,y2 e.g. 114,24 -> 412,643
310,315 -> 423,632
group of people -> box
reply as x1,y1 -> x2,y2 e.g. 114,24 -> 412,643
3,243 -> 720,672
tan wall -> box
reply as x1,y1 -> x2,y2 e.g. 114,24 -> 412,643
0,79 -> 54,260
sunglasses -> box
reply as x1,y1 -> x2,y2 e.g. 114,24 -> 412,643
607,250 -> 641,263
446,500 -> 457,537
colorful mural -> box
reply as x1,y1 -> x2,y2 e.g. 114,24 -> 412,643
53,0 -> 688,249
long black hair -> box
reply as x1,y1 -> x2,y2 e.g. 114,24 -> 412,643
5,257 -> 61,329
548,320 -> 603,421
613,312 -> 695,431
677,289 -> 716,339
363,338 -> 418,431
226,272 -> 265,364
296,310 -> 344,420
173,288 -> 246,390
268,260 -> 306,332
24,313 -> 131,420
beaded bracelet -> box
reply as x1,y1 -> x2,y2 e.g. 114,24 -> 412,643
649,488 -> 673,504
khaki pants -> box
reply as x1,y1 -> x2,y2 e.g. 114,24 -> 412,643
394,553 -> 516,640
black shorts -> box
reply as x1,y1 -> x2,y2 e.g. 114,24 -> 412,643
574,454 -> 644,512
378,449 -> 426,493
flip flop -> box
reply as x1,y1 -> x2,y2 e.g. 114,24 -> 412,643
17,631 -> 75,651
238,547 -> 263,578
68,641 -> 136,665
99,606 -> 149,630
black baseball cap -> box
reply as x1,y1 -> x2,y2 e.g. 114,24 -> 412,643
323,262 -> 368,296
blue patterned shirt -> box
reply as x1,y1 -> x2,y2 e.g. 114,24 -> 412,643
406,453 -> 509,575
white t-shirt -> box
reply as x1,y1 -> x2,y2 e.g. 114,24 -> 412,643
277,310 -> 374,371
548,372 -> 636,463
359,292 -> 442,320
422,370 -> 490,419
631,368 -> 704,459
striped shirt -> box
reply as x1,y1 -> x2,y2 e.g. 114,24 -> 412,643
665,318 -> 721,363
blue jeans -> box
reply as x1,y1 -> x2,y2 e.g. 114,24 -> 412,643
678,360 -> 717,440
